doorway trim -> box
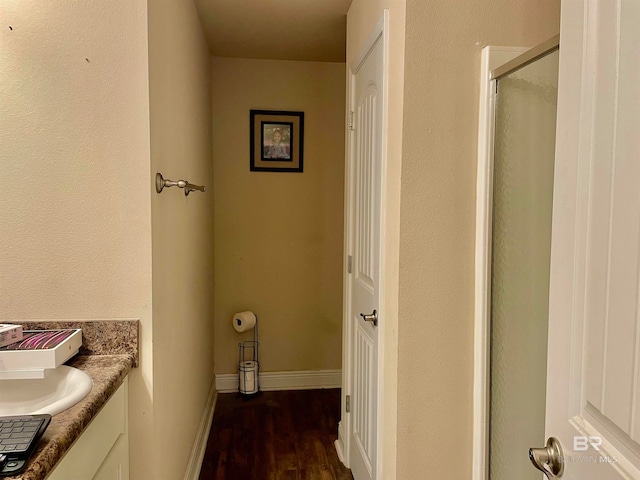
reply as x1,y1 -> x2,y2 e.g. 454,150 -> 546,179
473,38 -> 560,480
337,10 -> 390,479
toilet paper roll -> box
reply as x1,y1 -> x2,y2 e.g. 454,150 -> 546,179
233,311 -> 257,332
239,360 -> 259,394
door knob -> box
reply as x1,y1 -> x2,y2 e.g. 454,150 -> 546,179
360,310 -> 378,326
529,437 -> 564,479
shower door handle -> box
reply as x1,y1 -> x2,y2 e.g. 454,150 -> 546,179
360,310 -> 378,326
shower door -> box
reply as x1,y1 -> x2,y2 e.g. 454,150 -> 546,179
488,46 -> 559,480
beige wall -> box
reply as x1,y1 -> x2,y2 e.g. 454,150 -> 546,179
212,57 -> 345,374
0,0 -> 155,476
346,2 -> 405,478
397,0 -> 560,479
148,1 -> 215,479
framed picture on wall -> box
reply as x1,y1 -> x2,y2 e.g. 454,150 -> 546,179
250,110 -> 304,172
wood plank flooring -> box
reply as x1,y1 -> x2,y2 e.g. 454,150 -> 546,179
199,389 -> 353,480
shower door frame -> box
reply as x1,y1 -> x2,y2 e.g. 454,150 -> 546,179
472,36 -> 560,480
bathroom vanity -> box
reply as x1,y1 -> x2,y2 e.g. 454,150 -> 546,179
3,321 -> 137,480
47,368 -> 129,480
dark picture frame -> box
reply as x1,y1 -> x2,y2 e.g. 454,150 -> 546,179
250,110 -> 304,172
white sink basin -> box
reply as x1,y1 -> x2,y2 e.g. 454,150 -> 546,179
0,366 -> 93,416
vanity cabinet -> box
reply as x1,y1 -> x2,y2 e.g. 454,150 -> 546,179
47,378 -> 129,480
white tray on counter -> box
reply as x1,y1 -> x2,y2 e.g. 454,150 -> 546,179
0,329 -> 82,379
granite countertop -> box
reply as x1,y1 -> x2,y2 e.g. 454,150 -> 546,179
7,354 -> 133,480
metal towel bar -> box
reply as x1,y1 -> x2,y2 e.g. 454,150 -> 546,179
155,173 -> 206,196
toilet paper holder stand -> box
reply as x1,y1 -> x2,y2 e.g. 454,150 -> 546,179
237,314 -> 260,396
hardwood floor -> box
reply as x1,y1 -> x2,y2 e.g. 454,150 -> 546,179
199,389 -> 353,480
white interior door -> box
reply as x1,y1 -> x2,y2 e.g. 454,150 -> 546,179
541,0 -> 640,478
346,20 -> 385,480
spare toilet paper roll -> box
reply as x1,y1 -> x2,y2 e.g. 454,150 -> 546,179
233,311 -> 257,332
239,360 -> 259,394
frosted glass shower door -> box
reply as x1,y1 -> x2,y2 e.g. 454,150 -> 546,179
489,49 -> 559,480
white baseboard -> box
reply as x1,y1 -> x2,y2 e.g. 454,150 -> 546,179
184,379 -> 217,480
215,369 -> 342,393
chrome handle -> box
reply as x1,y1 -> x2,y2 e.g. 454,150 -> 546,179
360,310 -> 378,326
529,437 -> 564,479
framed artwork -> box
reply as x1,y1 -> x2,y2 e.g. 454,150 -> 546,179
250,110 -> 304,172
